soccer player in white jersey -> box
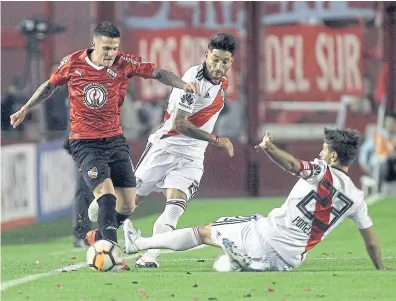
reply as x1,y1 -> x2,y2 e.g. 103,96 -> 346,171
123,128 -> 387,271
120,33 -> 236,268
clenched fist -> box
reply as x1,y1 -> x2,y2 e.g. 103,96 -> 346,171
10,106 -> 29,129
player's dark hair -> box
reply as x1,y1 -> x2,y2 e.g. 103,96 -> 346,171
93,21 -> 120,38
208,33 -> 237,55
324,128 -> 361,166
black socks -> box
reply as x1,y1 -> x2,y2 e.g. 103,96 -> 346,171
97,194 -> 118,243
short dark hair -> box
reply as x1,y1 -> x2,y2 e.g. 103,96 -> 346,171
93,21 -> 120,38
324,128 -> 361,166
208,33 -> 237,55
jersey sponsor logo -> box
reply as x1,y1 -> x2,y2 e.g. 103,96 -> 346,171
58,56 -> 69,70
179,93 -> 194,109
82,83 -> 108,109
120,56 -> 139,64
87,167 -> 98,179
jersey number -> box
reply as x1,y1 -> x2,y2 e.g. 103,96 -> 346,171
296,180 -> 353,232
188,180 -> 200,198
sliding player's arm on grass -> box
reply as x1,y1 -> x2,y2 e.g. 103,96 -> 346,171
350,201 -> 387,270
359,226 -> 386,270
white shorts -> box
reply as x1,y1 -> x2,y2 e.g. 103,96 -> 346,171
211,214 -> 293,272
135,143 -> 204,200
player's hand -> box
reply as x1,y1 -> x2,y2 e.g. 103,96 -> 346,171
183,82 -> 199,94
216,137 -> 234,157
255,131 -> 273,152
10,106 -> 28,128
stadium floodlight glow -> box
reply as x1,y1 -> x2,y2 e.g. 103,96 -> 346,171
18,16 -> 66,41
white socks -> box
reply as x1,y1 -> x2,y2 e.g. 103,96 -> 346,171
135,227 -> 202,251
144,199 -> 186,259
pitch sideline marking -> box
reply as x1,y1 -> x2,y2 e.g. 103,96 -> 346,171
0,245 -> 205,292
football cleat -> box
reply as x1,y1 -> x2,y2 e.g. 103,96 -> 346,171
122,219 -> 141,254
222,238 -> 251,267
135,254 -> 160,268
86,229 -> 101,246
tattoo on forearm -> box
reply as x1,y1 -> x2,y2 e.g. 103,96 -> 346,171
176,119 -> 213,142
155,69 -> 185,89
25,80 -> 58,110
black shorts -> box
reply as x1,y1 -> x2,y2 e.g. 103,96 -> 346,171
68,134 -> 136,191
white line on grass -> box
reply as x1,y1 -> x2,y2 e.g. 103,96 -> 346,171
160,256 -> 396,262
1,245 -> 206,292
3,196 -> 389,291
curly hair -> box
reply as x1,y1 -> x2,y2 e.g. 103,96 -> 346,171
324,128 -> 361,166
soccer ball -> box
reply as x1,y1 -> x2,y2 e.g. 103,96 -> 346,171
86,240 -> 124,272
213,255 -> 242,272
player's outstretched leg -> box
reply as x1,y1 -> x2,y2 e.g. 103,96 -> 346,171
135,197 -> 186,268
124,220 -> 203,254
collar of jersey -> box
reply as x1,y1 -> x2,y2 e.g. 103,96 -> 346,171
81,48 -> 105,70
330,165 -> 349,176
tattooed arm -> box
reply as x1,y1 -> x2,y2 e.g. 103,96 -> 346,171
24,80 -> 58,110
10,80 -> 58,128
173,109 -> 215,142
151,68 -> 197,93
172,109 -> 234,157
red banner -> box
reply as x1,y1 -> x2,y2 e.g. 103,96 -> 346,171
125,29 -> 238,102
263,25 -> 364,102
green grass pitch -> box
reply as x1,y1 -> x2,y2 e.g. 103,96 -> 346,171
1,197 -> 395,301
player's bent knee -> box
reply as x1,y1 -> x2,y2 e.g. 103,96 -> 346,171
198,224 -> 212,244
115,187 -> 137,214
165,188 -> 187,201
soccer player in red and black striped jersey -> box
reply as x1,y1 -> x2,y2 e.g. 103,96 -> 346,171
10,22 -> 198,253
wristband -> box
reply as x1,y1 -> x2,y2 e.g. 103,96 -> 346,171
212,136 -> 220,146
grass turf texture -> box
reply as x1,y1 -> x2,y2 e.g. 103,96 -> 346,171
1,197 -> 395,301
